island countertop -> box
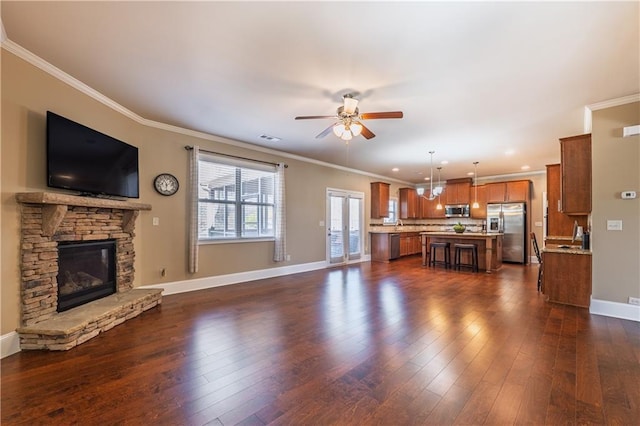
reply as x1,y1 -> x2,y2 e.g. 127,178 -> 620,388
420,231 -> 503,238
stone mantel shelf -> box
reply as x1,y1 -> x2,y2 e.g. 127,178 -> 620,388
16,192 -> 152,236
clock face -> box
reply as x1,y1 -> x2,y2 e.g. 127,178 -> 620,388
154,173 -> 179,196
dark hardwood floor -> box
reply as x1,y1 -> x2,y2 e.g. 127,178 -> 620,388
2,256 -> 639,425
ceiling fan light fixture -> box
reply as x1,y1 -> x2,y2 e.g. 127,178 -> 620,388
350,122 -> 363,137
333,123 -> 346,137
341,130 -> 353,141
416,187 -> 425,196
343,96 -> 359,114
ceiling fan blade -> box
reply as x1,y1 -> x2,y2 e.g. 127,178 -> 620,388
360,123 -> 376,140
315,123 -> 337,139
295,115 -> 336,120
360,111 -> 404,120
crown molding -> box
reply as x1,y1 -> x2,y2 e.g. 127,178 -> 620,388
1,40 -> 414,186
584,93 -> 640,133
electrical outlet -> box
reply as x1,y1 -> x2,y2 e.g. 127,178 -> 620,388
628,297 -> 640,306
286,254 -> 291,261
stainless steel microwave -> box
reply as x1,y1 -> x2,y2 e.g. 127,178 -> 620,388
445,204 -> 470,218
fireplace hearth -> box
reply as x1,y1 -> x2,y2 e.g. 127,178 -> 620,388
57,239 -> 117,312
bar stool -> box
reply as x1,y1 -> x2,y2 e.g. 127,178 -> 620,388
429,242 -> 451,269
454,243 -> 478,272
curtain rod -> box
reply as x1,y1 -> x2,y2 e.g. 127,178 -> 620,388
185,146 -> 288,168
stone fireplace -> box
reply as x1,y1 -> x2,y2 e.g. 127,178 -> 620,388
15,192 -> 162,350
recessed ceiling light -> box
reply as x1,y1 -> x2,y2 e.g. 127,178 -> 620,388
521,165 -> 530,170
440,160 -> 448,165
259,134 -> 281,142
392,167 -> 399,172
505,149 -> 515,156
424,177 -> 430,181
467,172 -> 474,176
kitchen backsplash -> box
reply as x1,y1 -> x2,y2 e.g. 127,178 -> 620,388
369,218 -> 486,233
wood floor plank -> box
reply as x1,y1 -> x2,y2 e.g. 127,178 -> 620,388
2,257 -> 639,425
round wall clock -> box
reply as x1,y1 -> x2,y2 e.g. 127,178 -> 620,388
153,173 -> 179,196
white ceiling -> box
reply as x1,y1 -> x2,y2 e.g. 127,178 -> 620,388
2,1 -> 639,184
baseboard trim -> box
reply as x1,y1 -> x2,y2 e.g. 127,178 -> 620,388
141,259 -> 350,296
590,298 -> 640,322
1,331 -> 21,359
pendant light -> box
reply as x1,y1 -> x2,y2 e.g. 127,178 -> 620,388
472,161 -> 480,209
417,151 -> 438,200
436,167 -> 443,210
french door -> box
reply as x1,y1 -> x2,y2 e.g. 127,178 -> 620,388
326,189 -> 364,265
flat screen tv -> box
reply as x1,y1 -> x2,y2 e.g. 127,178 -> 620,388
47,111 -> 139,198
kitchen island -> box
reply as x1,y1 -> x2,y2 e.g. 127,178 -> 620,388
421,232 -> 503,272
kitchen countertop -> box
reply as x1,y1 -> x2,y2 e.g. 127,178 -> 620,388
420,231 -> 502,237
542,244 -> 592,255
369,228 -> 498,235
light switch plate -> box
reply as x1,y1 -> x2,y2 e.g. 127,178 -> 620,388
607,220 -> 622,231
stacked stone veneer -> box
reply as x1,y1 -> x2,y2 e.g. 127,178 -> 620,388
21,205 -> 136,325
15,192 -> 160,351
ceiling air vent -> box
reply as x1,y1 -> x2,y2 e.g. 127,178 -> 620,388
259,134 -> 281,142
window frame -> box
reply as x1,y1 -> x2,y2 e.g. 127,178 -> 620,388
197,152 -> 277,243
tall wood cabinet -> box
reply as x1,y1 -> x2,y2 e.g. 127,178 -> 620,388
546,164 -> 588,237
560,134 -> 591,214
399,188 -> 419,219
370,182 -> 390,218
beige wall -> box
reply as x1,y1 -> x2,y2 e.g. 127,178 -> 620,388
0,51 -> 389,334
592,102 -> 640,303
1,49 -> 553,336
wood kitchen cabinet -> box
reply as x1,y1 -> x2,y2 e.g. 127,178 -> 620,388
399,187 -> 419,219
400,232 -> 421,256
370,182 -> 390,218
470,185 -> 487,219
445,178 -> 472,205
419,196 -> 445,219
486,180 -> 530,203
560,134 -> 591,214
546,164 -> 588,237
371,232 -> 421,262
542,250 -> 592,308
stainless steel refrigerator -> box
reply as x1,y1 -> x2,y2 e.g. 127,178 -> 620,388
487,203 -> 527,263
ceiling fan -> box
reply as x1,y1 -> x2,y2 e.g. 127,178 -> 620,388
295,94 -> 403,141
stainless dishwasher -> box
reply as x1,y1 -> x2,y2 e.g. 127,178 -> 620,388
389,233 -> 401,260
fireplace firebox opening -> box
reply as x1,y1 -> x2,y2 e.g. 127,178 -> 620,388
57,239 -> 117,312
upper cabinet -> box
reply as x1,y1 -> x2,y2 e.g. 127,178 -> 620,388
370,182 -> 390,218
560,134 -> 591,214
546,164 -> 588,236
444,178 -> 472,205
486,180 -> 530,203
420,196 -> 446,219
399,187 -> 419,219
470,185 -> 487,219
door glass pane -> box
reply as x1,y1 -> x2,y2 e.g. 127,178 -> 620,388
330,195 -> 344,261
348,197 -> 361,258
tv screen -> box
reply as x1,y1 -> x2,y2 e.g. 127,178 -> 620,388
47,111 -> 139,198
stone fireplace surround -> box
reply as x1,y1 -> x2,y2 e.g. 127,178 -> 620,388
15,192 -> 162,351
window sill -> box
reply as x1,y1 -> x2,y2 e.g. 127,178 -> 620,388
199,237 -> 275,245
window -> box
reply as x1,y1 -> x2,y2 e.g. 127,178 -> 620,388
197,152 -> 277,241
383,197 -> 398,225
